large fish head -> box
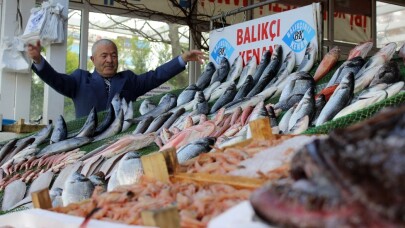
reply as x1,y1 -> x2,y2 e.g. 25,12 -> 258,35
220,57 -> 230,69
260,50 -> 271,63
195,91 -> 206,103
315,94 -> 326,107
328,46 -> 341,58
89,171 -> 107,187
244,75 -> 253,84
68,172 -> 89,184
271,45 -> 283,61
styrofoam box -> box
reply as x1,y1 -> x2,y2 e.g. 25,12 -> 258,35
0,209 -> 156,228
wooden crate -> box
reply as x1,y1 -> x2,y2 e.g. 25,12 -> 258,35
2,119 -> 45,134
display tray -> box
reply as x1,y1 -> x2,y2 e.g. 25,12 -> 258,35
0,208 -> 155,228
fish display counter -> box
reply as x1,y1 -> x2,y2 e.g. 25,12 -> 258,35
0,40 -> 405,227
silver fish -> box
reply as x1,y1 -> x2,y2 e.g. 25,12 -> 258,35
311,94 -> 326,126
248,101 -> 269,122
75,107 -> 98,138
177,84 -> 200,106
210,83 -> 237,114
139,98 -> 156,116
233,75 -> 254,101
50,115 -> 68,144
32,124 -> 53,146
193,91 -> 209,115
196,62 -> 216,90
289,115 -> 310,134
116,151 -> 144,186
209,80 -> 234,103
111,93 -> 121,118
95,104 -> 115,136
347,41 -> 373,60
316,72 -> 354,126
326,56 -> 365,87
107,167 -> 119,192
121,100 -> 134,132
247,45 -> 282,98
130,93 -> 177,123
275,72 -> 315,111
177,137 -> 216,164
1,137 -> 35,166
133,116 -> 154,134
203,81 -> 221,101
226,55 -> 243,82
288,87 -> 315,133
94,108 -> 124,142
29,171 -> 54,193
37,137 -> 93,157
144,112 -> 173,134
2,179 -> 26,211
252,50 -> 271,85
0,139 -> 18,164
62,172 -> 95,206
210,57 -> 230,85
278,104 -> 296,134
237,55 -> 257,89
296,41 -> 317,72
51,161 -> 83,190
157,108 -> 186,134
268,50 -> 296,88
398,42 -> 405,65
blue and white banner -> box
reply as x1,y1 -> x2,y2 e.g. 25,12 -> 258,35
209,4 -> 320,67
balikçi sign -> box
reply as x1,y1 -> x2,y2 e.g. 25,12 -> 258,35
209,3 -> 320,67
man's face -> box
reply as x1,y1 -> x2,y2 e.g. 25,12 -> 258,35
90,43 -> 118,78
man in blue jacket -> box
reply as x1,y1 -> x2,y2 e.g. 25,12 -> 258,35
27,39 -> 205,118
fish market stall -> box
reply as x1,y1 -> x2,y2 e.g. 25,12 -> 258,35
1,1 -> 405,227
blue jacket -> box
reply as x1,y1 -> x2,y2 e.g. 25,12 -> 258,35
32,57 -> 185,118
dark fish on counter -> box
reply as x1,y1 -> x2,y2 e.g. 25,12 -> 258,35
326,56 -> 365,87
237,55 -> 257,89
316,72 -> 354,126
247,45 -> 282,98
133,116 -> 154,135
94,109 -> 124,142
233,75 -> 254,101
193,91 -> 209,115
74,107 -> 98,138
196,62 -> 216,90
144,112 -> 173,134
50,115 -> 68,144
62,172 -> 95,206
269,50 -> 295,87
354,42 -> 397,93
157,108 -> 186,134
177,137 -> 216,164
274,72 -> 315,112
129,93 -> 177,124
369,61 -> 400,87
210,83 -> 237,114
0,139 -> 18,164
252,50 -> 271,85
94,104 -> 115,136
311,94 -> 326,126
139,98 -> 156,116
287,87 -> 315,133
210,57 -> 230,85
37,137 -> 93,157
226,55 -> 243,82
116,151 -> 144,186
296,41 -> 317,72
177,84 -> 200,106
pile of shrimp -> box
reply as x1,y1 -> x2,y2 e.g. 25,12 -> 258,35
181,135 -> 294,177
51,176 -> 253,227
